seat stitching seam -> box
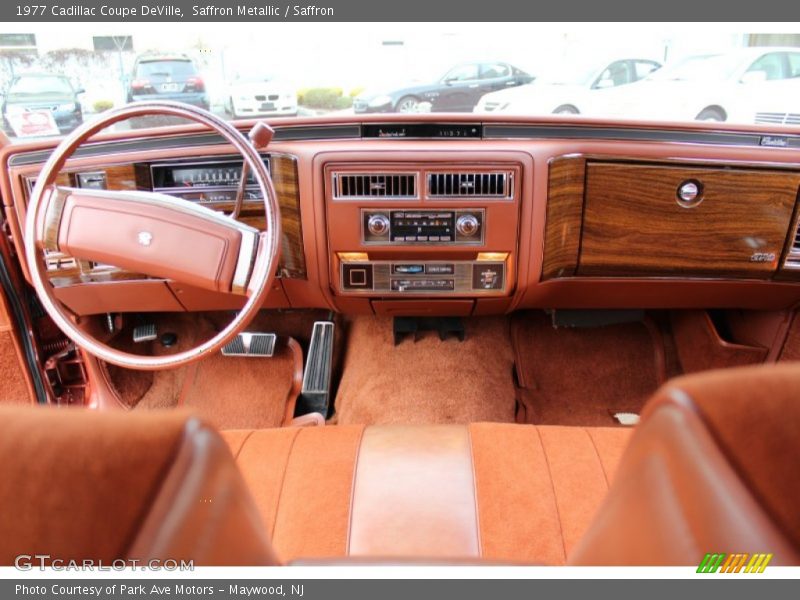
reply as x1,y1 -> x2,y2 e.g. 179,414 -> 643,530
584,428 -> 610,489
345,425 -> 367,555
535,426 -> 567,564
466,424 -> 483,558
270,428 -> 302,540
232,430 -> 256,461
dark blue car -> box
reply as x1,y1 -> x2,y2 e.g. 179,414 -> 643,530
126,54 -> 209,109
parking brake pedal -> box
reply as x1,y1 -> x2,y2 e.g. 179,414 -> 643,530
132,323 -> 157,343
297,321 -> 335,417
221,332 -> 276,357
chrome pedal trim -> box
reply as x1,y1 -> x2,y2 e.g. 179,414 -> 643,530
132,323 -> 157,343
299,321 -> 335,416
613,412 -> 640,426
221,332 -> 276,357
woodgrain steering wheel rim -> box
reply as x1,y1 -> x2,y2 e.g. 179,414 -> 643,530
24,101 -> 282,371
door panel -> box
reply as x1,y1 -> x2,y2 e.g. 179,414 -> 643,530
0,266 -> 35,405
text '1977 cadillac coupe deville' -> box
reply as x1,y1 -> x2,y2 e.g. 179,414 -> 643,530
0,102 -> 798,568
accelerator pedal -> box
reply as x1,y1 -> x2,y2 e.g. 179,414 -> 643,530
297,321 -> 335,417
221,332 -> 276,357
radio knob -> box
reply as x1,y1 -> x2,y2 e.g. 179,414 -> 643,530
456,214 -> 479,237
367,214 -> 390,236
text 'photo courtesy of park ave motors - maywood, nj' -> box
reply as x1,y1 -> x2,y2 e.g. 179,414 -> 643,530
31,4 -> 336,18
15,584 -> 305,597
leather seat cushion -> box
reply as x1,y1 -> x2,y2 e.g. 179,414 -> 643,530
222,423 -> 632,564
0,407 -> 279,567
0,407 -> 191,564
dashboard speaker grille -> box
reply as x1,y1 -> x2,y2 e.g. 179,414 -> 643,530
427,171 -> 512,198
333,173 -> 417,199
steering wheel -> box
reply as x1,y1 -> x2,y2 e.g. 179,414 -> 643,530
24,101 -> 282,370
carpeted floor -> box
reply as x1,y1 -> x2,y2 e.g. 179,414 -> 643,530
105,310 -> 325,430
333,316 -> 517,425
0,330 -> 31,405
511,311 -> 663,426
104,309 -> 668,428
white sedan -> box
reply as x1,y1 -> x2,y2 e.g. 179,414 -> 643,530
588,47 -> 800,123
474,57 -> 662,116
225,76 -> 297,119
744,77 -> 800,127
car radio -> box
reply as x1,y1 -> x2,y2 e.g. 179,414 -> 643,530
362,209 -> 484,245
340,260 -> 506,296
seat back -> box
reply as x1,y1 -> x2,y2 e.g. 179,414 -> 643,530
0,407 -> 278,566
570,364 -> 800,566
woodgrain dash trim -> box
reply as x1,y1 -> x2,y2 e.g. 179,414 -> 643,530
21,153 -> 306,286
542,156 -> 585,280
578,161 -> 800,278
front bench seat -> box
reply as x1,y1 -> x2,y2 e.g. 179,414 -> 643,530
0,409 -> 279,567
222,423 -> 630,564
1,363 -> 799,566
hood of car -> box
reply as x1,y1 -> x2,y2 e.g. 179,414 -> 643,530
477,83 -> 584,112
614,78 -> 704,99
4,92 -> 75,107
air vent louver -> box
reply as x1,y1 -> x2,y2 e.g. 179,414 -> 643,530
427,171 -> 512,198
333,173 -> 417,199
785,220 -> 800,269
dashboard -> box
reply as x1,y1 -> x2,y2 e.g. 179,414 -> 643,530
3,115 -> 800,317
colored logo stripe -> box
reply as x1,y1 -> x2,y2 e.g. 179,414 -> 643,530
697,553 -> 726,573
697,552 -> 773,573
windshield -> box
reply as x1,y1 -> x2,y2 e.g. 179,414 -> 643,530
7,76 -> 73,97
0,23 -> 798,140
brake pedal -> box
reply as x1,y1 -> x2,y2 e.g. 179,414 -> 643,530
221,332 -> 276,357
132,323 -> 157,343
297,321 -> 335,417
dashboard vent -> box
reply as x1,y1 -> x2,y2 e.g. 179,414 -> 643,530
427,171 -> 512,199
333,173 -> 417,199
785,219 -> 800,269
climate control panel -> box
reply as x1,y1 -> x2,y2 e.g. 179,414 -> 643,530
340,260 -> 506,296
362,209 -> 484,245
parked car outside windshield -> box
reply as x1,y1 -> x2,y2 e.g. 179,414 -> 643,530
127,55 -> 209,109
474,57 -> 661,115
354,61 -> 533,113
225,75 -> 298,118
2,73 -> 84,135
586,47 -> 800,122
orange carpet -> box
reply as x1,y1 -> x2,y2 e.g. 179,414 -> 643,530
103,311 -> 321,430
512,311 -> 663,426
334,316 -> 517,425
